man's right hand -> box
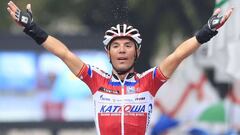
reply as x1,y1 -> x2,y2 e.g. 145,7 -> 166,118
7,1 -> 33,29
6,1 -> 84,76
7,1 -> 48,45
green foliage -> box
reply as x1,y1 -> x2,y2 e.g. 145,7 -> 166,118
0,0 -> 214,71
1,0 -> 214,34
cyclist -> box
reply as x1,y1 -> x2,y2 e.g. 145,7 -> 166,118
7,1 -> 233,135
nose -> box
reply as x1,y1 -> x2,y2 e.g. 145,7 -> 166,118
119,45 -> 126,53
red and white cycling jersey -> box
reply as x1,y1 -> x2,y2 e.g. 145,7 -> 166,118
77,64 -> 167,135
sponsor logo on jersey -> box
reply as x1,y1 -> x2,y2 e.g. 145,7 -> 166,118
135,97 -> 145,101
126,86 -> 136,94
124,98 -> 134,102
99,95 -> 111,101
98,87 -> 120,94
100,105 -> 145,113
110,98 -> 134,103
147,104 -> 153,126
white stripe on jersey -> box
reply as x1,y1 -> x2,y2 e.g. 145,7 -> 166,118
137,67 -> 156,79
89,65 -> 111,79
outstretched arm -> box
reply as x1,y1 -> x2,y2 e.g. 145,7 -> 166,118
159,8 -> 233,78
7,1 -> 84,75
42,36 -> 84,75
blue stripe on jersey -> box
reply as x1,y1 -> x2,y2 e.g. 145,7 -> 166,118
108,81 -> 121,86
125,81 -> 138,86
153,67 -> 157,79
108,81 -> 138,86
88,66 -> 92,76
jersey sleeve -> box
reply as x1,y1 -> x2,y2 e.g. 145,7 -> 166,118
155,66 -> 168,82
153,66 -> 168,96
76,64 -> 104,94
140,67 -> 168,96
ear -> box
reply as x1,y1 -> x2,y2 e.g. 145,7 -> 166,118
106,48 -> 110,58
137,49 -> 141,58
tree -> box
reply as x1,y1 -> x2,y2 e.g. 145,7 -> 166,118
0,0 -> 215,72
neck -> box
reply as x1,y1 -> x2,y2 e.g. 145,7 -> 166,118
113,68 -> 135,81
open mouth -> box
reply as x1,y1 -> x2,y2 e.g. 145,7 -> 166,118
117,57 -> 128,60
117,57 -> 128,63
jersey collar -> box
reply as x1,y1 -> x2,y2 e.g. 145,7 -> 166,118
109,72 -> 138,86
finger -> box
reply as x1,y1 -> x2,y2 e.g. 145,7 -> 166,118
7,7 -> 17,21
26,4 -> 32,13
213,8 -> 221,16
221,8 -> 234,24
9,1 -> 18,9
7,1 -> 19,13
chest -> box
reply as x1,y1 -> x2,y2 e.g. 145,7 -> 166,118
93,91 -> 154,113
97,78 -> 153,95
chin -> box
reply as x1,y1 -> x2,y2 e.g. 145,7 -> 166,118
112,62 -> 134,73
115,66 -> 132,72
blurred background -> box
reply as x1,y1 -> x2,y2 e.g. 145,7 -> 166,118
0,0 -> 240,135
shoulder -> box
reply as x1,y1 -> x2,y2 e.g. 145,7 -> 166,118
137,67 -> 157,79
137,67 -> 168,82
88,65 -> 111,79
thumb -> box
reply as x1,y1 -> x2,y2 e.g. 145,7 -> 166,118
26,4 -> 32,13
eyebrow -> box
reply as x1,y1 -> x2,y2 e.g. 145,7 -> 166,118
111,41 -> 133,45
111,42 -> 120,46
124,41 -> 133,45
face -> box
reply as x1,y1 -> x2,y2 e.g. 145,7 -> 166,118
107,38 -> 140,73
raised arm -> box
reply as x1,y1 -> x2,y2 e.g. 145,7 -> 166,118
7,1 -> 84,75
159,8 -> 233,78
42,36 -> 84,75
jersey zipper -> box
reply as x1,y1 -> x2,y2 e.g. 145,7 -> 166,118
121,84 -> 124,135
115,73 -> 129,135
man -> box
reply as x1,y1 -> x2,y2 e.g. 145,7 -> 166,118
7,1 -> 233,135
